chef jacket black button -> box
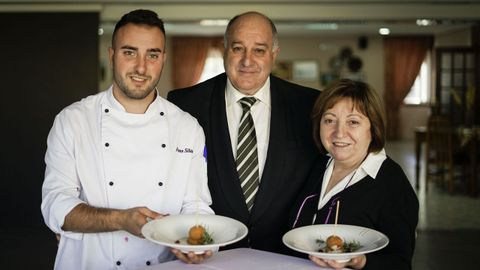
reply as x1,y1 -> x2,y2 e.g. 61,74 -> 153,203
161,144 -> 166,148
160,112 -> 164,116
146,261 -> 151,266
105,142 -> 109,147
116,261 -> 121,266
109,181 -> 114,186
104,108 -> 109,113
158,182 -> 163,186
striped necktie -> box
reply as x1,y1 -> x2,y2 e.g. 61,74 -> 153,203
236,97 -> 259,212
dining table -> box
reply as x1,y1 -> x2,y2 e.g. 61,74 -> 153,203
138,248 -> 342,270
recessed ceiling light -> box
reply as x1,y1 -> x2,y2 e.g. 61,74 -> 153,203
416,19 -> 435,26
379,28 -> 390,35
200,19 -> 229,26
305,23 -> 338,30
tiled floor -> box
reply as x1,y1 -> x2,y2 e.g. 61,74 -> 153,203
386,140 -> 480,270
1,140 -> 478,270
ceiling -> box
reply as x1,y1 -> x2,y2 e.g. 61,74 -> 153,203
1,0 -> 479,36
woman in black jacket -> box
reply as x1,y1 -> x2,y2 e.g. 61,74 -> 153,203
289,79 -> 418,269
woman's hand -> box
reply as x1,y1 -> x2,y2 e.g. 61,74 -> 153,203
309,254 -> 366,269
171,249 -> 213,264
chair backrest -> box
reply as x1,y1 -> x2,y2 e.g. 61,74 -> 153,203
426,114 -> 452,168
426,114 -> 476,194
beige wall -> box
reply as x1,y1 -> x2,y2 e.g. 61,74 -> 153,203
399,106 -> 431,140
99,34 -> 384,97
277,36 -> 384,94
435,27 -> 472,47
99,28 -> 472,140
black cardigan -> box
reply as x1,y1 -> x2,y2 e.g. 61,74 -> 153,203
289,156 -> 419,270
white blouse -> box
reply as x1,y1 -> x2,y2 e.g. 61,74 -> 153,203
317,149 -> 387,210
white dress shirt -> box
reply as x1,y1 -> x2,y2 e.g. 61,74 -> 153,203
225,78 -> 271,180
317,149 -> 387,210
41,87 -> 213,270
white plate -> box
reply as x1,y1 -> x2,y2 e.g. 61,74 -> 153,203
283,224 -> 389,262
142,214 -> 248,254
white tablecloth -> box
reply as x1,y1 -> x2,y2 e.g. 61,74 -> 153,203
139,248 -> 329,270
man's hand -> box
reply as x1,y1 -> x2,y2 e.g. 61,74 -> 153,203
55,233 -> 60,245
62,203 -> 167,237
119,207 -> 165,237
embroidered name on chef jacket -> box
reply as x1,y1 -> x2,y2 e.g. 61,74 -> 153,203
176,147 -> 194,153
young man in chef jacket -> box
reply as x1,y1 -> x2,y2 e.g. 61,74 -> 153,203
41,9 -> 214,270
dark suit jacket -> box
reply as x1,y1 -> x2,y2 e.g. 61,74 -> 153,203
167,73 -> 320,253
289,156 -> 419,270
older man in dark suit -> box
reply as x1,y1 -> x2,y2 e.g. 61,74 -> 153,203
168,11 -> 319,254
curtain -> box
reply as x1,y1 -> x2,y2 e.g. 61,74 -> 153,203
383,36 -> 433,140
171,36 -> 223,89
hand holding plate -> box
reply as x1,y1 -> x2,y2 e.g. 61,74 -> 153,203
309,254 -> 366,269
171,248 -> 213,264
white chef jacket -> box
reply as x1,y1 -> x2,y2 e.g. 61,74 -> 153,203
41,87 -> 213,270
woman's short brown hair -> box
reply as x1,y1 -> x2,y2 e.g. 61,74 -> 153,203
312,79 -> 386,154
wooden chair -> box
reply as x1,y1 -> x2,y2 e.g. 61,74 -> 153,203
425,114 -> 452,192
425,114 -> 470,194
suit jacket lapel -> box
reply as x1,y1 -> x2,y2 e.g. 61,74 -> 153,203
250,78 -> 288,222
209,74 -> 250,221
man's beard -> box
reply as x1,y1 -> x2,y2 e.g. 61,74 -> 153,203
113,71 -> 159,100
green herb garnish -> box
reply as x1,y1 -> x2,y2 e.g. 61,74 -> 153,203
202,230 -> 214,244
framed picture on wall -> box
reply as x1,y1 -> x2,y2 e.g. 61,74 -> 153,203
292,60 -> 318,81
320,72 -> 339,87
272,61 -> 292,80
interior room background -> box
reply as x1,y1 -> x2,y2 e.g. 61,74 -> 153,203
1,0 -> 478,250
100,31 -> 475,140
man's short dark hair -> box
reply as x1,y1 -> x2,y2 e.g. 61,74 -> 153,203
112,9 -> 165,47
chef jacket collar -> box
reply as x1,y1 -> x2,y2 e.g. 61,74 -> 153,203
104,86 -> 162,115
